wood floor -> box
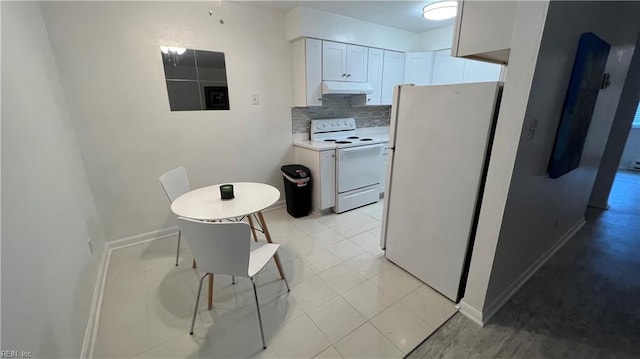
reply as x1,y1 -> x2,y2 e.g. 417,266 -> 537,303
408,170 -> 640,358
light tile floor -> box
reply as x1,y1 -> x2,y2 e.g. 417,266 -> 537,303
95,201 -> 457,358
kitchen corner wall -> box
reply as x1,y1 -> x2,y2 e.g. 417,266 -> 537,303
292,97 -> 391,134
41,1 -> 293,241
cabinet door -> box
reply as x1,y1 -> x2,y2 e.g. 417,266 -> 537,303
292,38 -> 322,107
462,59 -> 502,83
367,48 -> 384,105
452,0 -> 516,64
319,150 -> 336,209
323,41 -> 347,81
381,50 -> 405,105
431,49 -> 465,85
305,38 -> 323,106
346,44 -> 368,82
404,52 -> 434,86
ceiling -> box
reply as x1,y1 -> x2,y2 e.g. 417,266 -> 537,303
237,1 -> 456,33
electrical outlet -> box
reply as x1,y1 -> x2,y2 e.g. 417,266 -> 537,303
251,94 -> 259,105
87,238 -> 93,255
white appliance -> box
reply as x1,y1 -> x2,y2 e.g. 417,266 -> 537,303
322,81 -> 374,95
310,118 -> 386,213
381,82 -> 502,302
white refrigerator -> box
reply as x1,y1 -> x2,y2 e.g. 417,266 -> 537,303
380,82 -> 502,302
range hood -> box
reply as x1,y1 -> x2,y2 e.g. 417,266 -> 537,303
322,81 -> 373,95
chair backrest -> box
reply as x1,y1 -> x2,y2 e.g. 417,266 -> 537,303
177,218 -> 252,277
159,167 -> 190,202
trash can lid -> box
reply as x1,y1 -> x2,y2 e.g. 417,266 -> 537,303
281,164 -> 311,179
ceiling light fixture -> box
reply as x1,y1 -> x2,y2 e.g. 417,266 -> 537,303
422,0 -> 458,21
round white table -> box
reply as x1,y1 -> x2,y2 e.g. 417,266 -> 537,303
171,182 -> 285,310
171,182 -> 280,221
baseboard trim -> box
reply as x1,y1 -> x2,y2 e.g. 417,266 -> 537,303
80,245 -> 108,358
81,201 -> 287,357
478,217 -> 586,325
107,226 -> 179,250
81,227 -> 178,358
457,300 -> 485,327
265,199 -> 286,211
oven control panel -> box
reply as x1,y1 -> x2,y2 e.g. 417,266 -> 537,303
311,118 -> 356,134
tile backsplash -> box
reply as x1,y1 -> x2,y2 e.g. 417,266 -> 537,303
292,96 -> 391,134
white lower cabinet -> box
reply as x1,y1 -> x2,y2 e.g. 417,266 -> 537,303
294,146 -> 336,212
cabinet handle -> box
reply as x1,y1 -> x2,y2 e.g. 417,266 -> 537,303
342,74 -> 347,77
367,99 -> 371,102
318,98 -> 322,101
347,74 -> 351,78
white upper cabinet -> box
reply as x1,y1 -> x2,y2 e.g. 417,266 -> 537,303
381,50 -> 405,105
432,49 -> 502,85
462,59 -> 503,83
431,49 -> 465,85
292,37 -> 502,108
292,38 -> 323,107
404,52 -> 435,86
322,41 -> 368,82
322,41 -> 347,81
346,45 -> 369,82
366,48 -> 384,105
452,0 -> 517,64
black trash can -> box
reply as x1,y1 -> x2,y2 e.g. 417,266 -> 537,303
281,164 -> 312,218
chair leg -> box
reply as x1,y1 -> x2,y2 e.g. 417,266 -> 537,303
247,215 -> 259,242
190,273 -> 208,335
192,259 -> 197,269
250,278 -> 267,350
232,276 -> 235,285
175,230 -> 181,267
274,257 -> 291,292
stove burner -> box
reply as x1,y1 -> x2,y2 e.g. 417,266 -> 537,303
335,141 -> 352,144
347,136 -> 359,139
324,139 -> 336,142
360,138 -> 373,141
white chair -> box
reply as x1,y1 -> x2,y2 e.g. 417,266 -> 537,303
159,167 -> 190,266
177,217 -> 290,350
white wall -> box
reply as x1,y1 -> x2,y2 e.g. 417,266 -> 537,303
285,6 -> 418,52
462,0 -> 640,322
589,32 -> 640,208
460,0 -> 550,322
40,1 -> 294,241
416,26 -> 455,52
620,128 -> 640,168
1,2 -> 106,356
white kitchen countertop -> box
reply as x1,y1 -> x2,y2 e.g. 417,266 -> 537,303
293,139 -> 339,151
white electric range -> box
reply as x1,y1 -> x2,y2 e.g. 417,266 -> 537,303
293,118 -> 388,213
